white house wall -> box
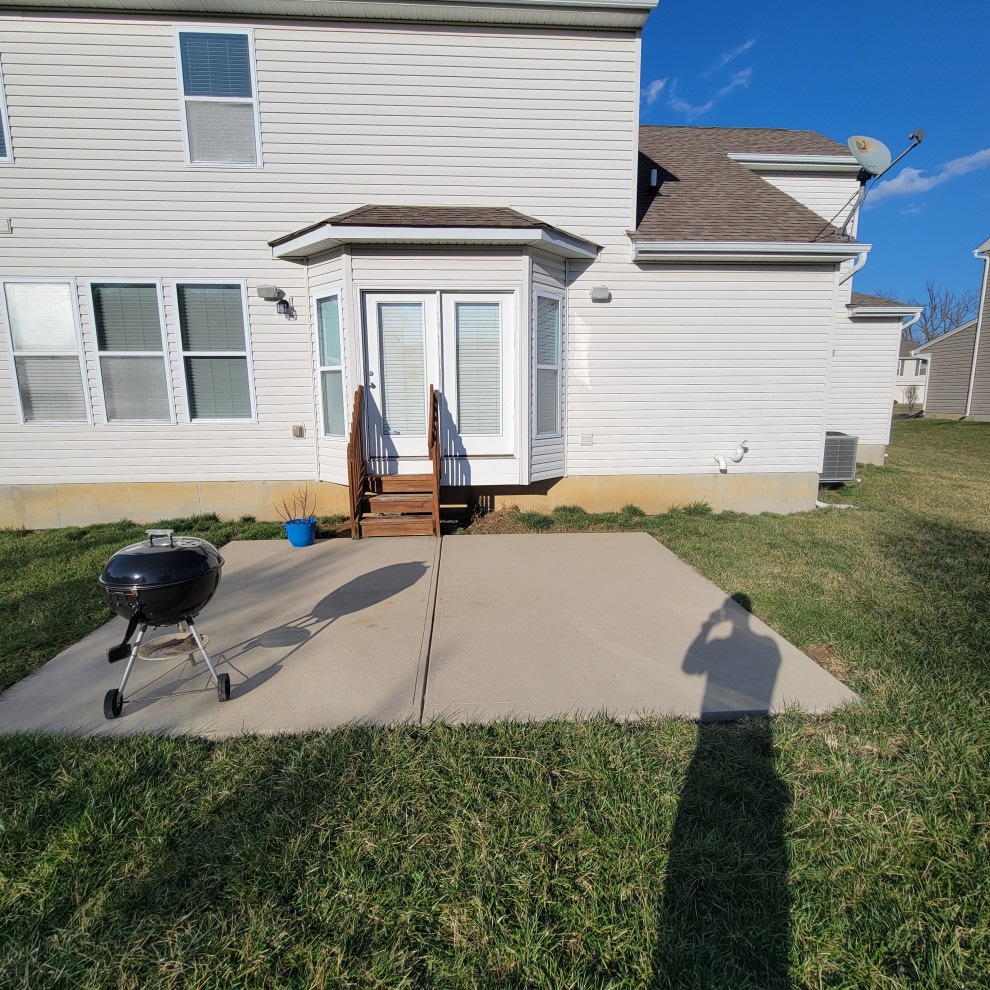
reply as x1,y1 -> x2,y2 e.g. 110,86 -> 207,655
0,12 -> 639,489
756,171 -> 861,233
565,263 -> 839,476
826,310 -> 901,459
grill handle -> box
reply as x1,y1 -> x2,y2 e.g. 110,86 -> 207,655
146,529 -> 174,547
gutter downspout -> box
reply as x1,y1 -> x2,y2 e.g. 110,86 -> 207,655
965,246 -> 990,417
838,250 -> 869,285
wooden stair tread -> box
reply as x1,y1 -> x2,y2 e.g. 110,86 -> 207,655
360,515 -> 436,537
371,474 -> 435,493
364,492 -> 434,514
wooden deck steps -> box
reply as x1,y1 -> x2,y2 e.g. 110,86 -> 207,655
346,386 -> 443,539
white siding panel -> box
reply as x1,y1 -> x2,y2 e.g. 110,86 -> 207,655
0,13 -> 638,487
757,171 -> 861,232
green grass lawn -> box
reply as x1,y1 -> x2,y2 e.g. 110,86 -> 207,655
1,419 -> 988,989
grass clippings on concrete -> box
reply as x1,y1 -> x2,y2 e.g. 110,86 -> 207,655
1,419 -> 989,989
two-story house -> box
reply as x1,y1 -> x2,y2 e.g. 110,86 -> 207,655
0,0 -> 917,530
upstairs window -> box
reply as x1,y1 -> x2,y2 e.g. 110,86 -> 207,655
175,282 -> 254,420
175,29 -> 260,167
1,280 -> 89,423
0,55 -> 12,162
90,282 -> 173,423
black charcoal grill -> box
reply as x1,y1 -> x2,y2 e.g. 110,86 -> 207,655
98,529 -> 229,719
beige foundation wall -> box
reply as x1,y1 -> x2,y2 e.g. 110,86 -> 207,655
2,481 -> 351,530
489,471 -> 819,515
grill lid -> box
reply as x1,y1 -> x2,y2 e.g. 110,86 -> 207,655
99,529 -> 224,590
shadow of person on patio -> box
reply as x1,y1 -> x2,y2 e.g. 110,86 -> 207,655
652,593 -> 793,988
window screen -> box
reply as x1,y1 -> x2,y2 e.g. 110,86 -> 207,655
176,283 -> 252,420
0,56 -> 10,161
177,31 -> 259,166
535,296 -> 561,436
3,281 -> 87,422
455,302 -> 500,435
91,283 -> 170,422
317,294 -> 345,436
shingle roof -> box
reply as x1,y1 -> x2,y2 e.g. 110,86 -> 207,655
328,205 -> 548,228
849,291 -> 914,308
269,204 -> 593,249
899,340 -> 917,357
634,126 -> 856,243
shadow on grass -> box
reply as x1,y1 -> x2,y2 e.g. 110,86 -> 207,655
653,593 -> 792,987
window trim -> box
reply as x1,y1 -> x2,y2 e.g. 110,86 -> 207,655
312,289 -> 346,439
533,290 -> 563,440
173,25 -> 263,170
86,279 -> 176,425
0,277 -> 91,426
172,278 -> 257,424
0,54 -> 13,165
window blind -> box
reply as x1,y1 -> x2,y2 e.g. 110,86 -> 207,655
179,33 -> 252,98
317,295 -> 344,436
455,302 -> 500,435
378,303 -> 425,436
4,281 -> 88,422
535,296 -> 561,436
177,284 -> 245,351
92,283 -> 162,352
0,109 -> 6,158
186,102 -> 258,165
101,356 -> 170,421
185,356 -> 251,420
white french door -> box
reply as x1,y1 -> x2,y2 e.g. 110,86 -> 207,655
363,291 -> 514,468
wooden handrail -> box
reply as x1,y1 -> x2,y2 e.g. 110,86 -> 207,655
428,385 -> 441,537
346,386 -> 367,539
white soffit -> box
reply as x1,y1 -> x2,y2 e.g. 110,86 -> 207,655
849,305 -> 923,318
727,152 -> 862,174
0,0 -> 658,29
273,224 -> 600,261
631,240 -> 871,264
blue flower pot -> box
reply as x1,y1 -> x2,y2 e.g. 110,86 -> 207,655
285,518 -> 317,547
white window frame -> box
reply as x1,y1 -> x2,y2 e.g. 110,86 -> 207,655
172,278 -> 257,423
0,277 -> 91,425
173,25 -> 263,170
440,291 -> 515,456
0,54 -> 13,165
86,279 -> 175,425
533,290 -> 563,440
312,289 -> 346,439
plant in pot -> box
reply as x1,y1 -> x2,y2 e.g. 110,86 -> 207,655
274,485 -> 318,547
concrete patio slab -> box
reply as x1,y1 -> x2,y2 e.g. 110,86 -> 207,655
423,533 -> 858,722
0,538 -> 438,737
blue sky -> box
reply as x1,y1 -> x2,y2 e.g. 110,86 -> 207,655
639,0 -> 990,307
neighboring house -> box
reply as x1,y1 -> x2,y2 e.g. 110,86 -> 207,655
827,292 -> 923,465
0,0 -> 908,528
914,237 -> 990,419
894,339 -> 928,405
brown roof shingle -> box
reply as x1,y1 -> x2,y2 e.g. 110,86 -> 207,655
849,291 -> 914,309
634,125 -> 857,243
328,205 -> 547,228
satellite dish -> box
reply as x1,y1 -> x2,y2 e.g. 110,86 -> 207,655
847,135 -> 892,176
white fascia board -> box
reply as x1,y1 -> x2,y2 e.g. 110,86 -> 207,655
974,236 -> 990,256
727,152 -> 861,174
0,0 -> 657,28
631,240 -> 871,264
913,318 -> 978,351
274,225 -> 599,261
849,305 -> 924,318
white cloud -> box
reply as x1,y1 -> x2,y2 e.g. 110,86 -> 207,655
900,203 -> 924,216
700,38 -> 756,78
668,94 -> 715,118
716,67 -> 752,98
869,148 -> 990,205
641,78 -> 669,106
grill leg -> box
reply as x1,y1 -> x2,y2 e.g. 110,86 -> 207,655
117,621 -> 148,701
186,620 -> 220,685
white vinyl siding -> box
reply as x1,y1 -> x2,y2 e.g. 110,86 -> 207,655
0,54 -> 11,162
757,172 -> 861,232
316,292 -> 345,436
535,293 -> 562,437
90,281 -> 173,423
175,28 -> 261,167
1,279 -> 89,423
174,281 -> 255,421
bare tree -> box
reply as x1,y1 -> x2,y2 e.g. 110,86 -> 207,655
872,282 -> 977,344
903,384 -> 919,415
